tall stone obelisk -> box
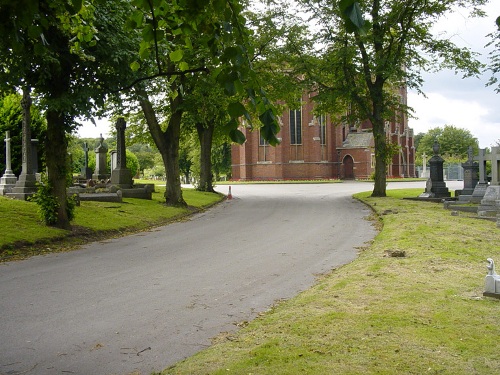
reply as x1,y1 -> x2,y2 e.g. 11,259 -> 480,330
8,88 -> 37,200
110,117 -> 132,188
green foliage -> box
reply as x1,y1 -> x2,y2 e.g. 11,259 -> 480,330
125,149 -> 140,177
416,125 -> 479,163
127,0 -> 281,145
486,15 -> 500,93
30,174 -> 76,226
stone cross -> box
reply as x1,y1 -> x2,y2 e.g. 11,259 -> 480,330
0,131 -> 18,195
474,148 -> 488,184
8,88 -> 38,200
422,152 -> 427,178
490,147 -> 500,186
115,118 -> 126,170
20,88 -> 32,176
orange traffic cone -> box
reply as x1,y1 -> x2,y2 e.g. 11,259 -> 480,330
227,186 -> 232,200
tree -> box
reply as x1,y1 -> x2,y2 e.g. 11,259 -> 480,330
125,0 -> 281,205
416,125 -> 479,162
129,143 -> 156,177
0,0 -> 138,228
486,16 -> 500,93
291,0 -> 486,196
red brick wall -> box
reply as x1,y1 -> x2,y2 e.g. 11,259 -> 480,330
231,88 -> 415,180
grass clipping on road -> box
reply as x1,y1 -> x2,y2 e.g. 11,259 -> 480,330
164,189 -> 500,375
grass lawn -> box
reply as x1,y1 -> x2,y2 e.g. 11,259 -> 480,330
0,185 -> 223,261
163,188 -> 499,375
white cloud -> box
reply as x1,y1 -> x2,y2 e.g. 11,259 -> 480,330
75,118 -> 112,139
408,91 -> 499,148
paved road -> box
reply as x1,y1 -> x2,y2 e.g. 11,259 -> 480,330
0,181 -> 455,375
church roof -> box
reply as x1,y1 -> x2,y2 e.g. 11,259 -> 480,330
342,132 -> 374,148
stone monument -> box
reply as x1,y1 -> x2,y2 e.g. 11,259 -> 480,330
110,118 -> 132,188
0,131 -> 18,195
458,146 -> 479,200
8,88 -> 38,200
421,153 -> 429,178
420,141 -> 450,198
478,147 -> 500,217
92,134 -> 109,181
471,148 -> 489,203
484,258 -> 500,299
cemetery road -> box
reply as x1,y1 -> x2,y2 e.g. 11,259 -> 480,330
0,181 -> 448,375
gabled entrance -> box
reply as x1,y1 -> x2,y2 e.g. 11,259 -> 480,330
343,155 -> 354,179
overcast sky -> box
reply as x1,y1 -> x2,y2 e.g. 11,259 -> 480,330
407,1 -> 499,149
78,2 -> 500,148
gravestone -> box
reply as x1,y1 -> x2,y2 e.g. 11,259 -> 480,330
484,258 -> 500,299
92,134 -> 109,181
421,153 -> 429,178
110,118 -> 132,188
472,148 -> 489,202
478,147 -> 500,217
423,141 -> 450,198
8,89 -> 37,200
459,146 -> 479,200
0,131 -> 18,195
419,178 -> 433,198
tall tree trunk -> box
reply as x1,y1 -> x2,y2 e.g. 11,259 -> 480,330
137,86 -> 186,207
163,97 -> 186,206
371,83 -> 387,197
45,109 -> 71,229
196,122 -> 215,192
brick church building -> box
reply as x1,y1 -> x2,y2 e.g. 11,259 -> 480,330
231,88 -> 416,180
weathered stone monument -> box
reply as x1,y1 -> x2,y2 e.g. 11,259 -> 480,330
8,89 -> 38,200
92,134 -> 109,181
458,146 -> 479,200
421,153 -> 429,178
419,141 -> 450,198
0,131 -> 18,195
484,258 -> 500,299
478,147 -> 500,217
471,148 -> 489,203
110,117 -> 132,188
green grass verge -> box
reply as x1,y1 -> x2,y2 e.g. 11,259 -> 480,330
163,188 -> 499,375
0,186 -> 223,261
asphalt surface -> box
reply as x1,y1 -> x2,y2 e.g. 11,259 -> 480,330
0,181 -> 448,375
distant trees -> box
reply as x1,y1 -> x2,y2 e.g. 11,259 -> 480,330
415,125 -> 479,163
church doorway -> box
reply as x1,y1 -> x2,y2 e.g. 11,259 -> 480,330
343,155 -> 354,179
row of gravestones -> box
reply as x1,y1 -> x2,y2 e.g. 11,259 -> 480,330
0,118 -> 153,201
0,131 -> 40,199
428,142 -> 500,228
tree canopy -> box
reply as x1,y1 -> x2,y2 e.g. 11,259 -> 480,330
286,0 -> 486,196
415,125 -> 479,163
